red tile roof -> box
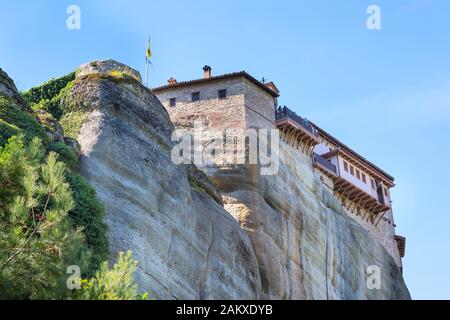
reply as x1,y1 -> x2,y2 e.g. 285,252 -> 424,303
152,71 -> 280,98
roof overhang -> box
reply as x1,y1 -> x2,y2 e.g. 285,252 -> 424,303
317,129 -> 395,187
395,235 -> 406,258
152,71 -> 280,98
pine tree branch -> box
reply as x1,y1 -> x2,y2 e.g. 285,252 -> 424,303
0,192 -> 51,270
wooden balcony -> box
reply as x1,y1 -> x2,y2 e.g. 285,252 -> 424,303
333,177 -> 391,217
312,153 -> 338,178
275,106 -> 320,152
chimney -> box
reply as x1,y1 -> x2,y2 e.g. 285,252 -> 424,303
167,77 -> 177,85
203,65 -> 212,79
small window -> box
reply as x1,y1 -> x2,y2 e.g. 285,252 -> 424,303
218,89 -> 227,99
343,161 -> 349,172
356,169 -> 361,180
169,98 -> 176,107
362,173 -> 367,183
192,92 -> 200,102
371,179 -> 375,189
350,166 -> 354,176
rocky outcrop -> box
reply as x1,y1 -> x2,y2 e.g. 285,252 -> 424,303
46,59 -> 409,300
68,61 -> 260,299
0,68 -> 28,111
35,110 -> 65,142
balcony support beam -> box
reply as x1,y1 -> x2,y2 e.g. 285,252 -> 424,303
332,176 -> 390,225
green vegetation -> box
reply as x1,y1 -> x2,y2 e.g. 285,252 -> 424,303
22,72 -> 75,107
47,141 -> 78,169
190,177 -> 207,193
0,136 -> 88,299
0,119 -> 19,146
0,133 -> 143,299
75,251 -> 148,300
108,70 -> 140,83
23,71 -> 89,137
67,174 -> 108,276
0,70 -> 147,299
59,111 -> 86,139
30,80 -> 75,120
0,97 -> 48,145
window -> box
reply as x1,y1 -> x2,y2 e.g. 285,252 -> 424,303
169,98 -> 176,107
384,188 -> 388,197
362,173 -> 367,183
218,89 -> 227,99
350,165 -> 355,176
356,169 -> 361,180
371,179 -> 375,189
192,92 -> 200,102
344,161 -> 349,172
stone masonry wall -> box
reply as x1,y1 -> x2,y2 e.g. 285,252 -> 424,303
243,78 -> 276,130
155,78 -> 247,131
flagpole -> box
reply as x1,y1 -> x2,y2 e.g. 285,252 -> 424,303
145,58 -> 149,87
145,35 -> 151,88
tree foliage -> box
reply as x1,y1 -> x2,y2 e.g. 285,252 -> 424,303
75,251 -> 148,300
67,174 -> 108,276
21,72 -> 75,107
0,98 -> 48,146
1,70 -> 148,300
0,136 -> 88,299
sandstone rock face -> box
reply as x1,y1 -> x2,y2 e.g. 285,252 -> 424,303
71,61 -> 260,299
205,142 -> 410,300
69,60 -> 409,300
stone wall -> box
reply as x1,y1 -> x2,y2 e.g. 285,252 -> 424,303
155,78 -> 247,130
243,78 -> 276,129
155,76 -> 278,132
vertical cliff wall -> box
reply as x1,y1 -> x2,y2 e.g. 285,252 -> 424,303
66,60 -> 409,299
66,60 -> 261,299
207,143 -> 409,299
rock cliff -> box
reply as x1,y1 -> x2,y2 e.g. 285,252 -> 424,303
4,59 -> 409,299
65,60 -> 261,299
0,68 -> 28,111
206,146 -> 409,299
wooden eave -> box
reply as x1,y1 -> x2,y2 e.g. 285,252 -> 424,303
333,177 -> 390,215
323,148 -> 395,188
276,118 -> 320,149
395,235 -> 406,258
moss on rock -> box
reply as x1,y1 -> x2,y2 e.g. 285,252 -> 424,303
59,111 -> 87,139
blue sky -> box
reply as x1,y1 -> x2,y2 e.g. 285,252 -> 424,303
1,0 -> 449,299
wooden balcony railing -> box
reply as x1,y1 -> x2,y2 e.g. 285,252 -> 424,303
275,106 -> 318,137
312,153 -> 338,177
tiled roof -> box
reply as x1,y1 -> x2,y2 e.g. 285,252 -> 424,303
152,71 -> 280,98
315,124 -> 395,183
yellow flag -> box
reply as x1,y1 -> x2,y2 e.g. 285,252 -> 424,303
146,41 -> 152,60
